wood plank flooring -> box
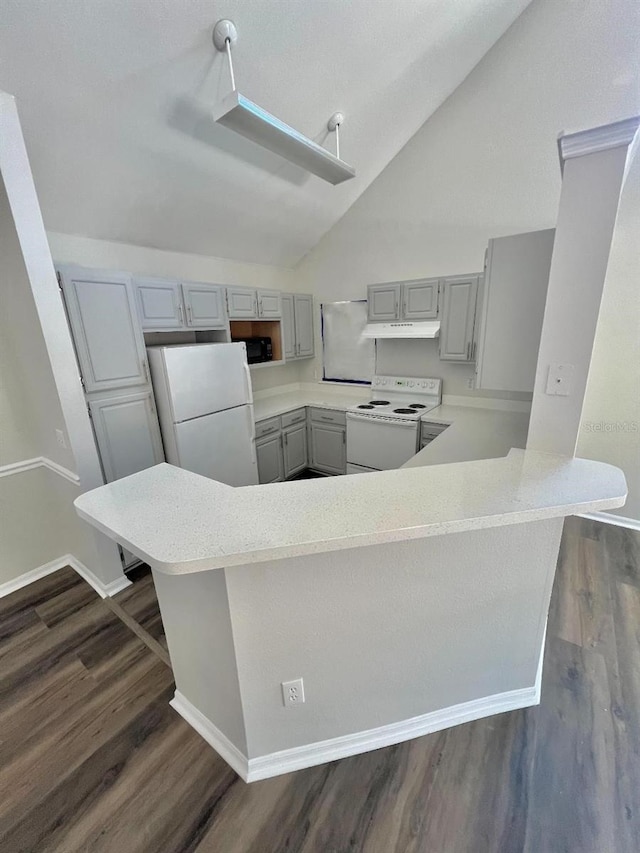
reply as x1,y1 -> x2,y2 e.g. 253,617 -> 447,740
0,517 -> 639,852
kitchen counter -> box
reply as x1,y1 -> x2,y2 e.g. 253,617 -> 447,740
405,404 -> 530,468
252,383 -> 368,421
75,449 -> 625,576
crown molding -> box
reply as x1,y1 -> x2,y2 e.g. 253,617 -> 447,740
558,116 -> 640,172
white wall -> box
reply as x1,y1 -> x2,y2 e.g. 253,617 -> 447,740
577,153 -> 640,521
295,0 -> 639,402
47,231 -> 306,393
0,92 -> 124,588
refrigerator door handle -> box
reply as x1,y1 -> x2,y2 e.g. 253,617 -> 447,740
247,405 -> 258,468
242,359 -> 254,404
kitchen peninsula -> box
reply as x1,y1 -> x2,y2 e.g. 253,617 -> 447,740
74,448 -> 626,781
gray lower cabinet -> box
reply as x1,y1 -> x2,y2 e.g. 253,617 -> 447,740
256,432 -> 284,483
135,278 -> 185,330
283,423 -> 307,478
439,275 -> 479,361
282,293 -> 315,360
88,390 -> 164,482
58,265 -> 149,392
309,422 -> 346,475
182,282 -> 227,328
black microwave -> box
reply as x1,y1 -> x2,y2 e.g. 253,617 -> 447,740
236,336 -> 273,364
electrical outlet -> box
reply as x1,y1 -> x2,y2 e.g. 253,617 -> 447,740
55,429 -> 67,449
466,376 -> 475,390
545,363 -> 574,397
282,678 -> 305,708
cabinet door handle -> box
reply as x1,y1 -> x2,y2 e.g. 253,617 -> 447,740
178,302 -> 184,326
142,359 -> 149,383
284,433 -> 288,445
466,342 -> 471,360
255,298 -> 260,317
187,303 -> 193,324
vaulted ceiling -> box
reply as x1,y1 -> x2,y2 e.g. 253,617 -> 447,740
0,0 -> 532,266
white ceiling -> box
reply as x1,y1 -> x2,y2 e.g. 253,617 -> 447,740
0,0 -> 532,267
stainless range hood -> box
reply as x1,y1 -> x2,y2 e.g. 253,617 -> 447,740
361,320 -> 441,339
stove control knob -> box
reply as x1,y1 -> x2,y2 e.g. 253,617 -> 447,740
409,380 -> 414,387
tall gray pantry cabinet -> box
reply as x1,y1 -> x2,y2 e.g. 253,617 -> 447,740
57,266 -> 165,567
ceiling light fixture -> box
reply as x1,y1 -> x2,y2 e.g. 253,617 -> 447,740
212,20 -> 356,185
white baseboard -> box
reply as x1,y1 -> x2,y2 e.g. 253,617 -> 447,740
170,692 -> 249,780
579,511 -> 640,533
171,679 -> 540,784
0,455 -> 79,484
0,553 -> 131,600
67,555 -> 132,598
0,555 -> 71,598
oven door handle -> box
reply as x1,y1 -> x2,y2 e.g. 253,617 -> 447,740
346,412 -> 418,428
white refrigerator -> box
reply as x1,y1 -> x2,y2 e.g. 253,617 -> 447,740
147,343 -> 258,486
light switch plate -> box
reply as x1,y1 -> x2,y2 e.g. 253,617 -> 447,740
545,363 -> 575,396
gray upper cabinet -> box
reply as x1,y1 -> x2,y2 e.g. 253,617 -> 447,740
439,275 -> 479,361
227,286 -> 258,319
281,293 -> 315,360
367,283 -> 401,321
88,390 -> 164,482
182,282 -> 227,328
402,279 -> 439,319
281,294 -> 296,359
294,294 -> 314,358
475,229 -> 555,392
227,286 -> 282,320
368,279 -> 440,322
58,266 -> 148,393
256,432 -> 283,483
257,290 -> 281,319
283,423 -> 307,478
135,278 -> 184,330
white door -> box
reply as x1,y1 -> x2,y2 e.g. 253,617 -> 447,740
402,280 -> 440,320
182,283 -> 226,328
227,287 -> 258,318
310,423 -> 345,475
58,266 -> 148,392
258,290 -> 281,318
367,284 -> 401,321
256,433 -> 284,483
281,294 -> 296,360
439,276 -> 479,361
346,413 -> 418,470
294,294 -> 314,358
173,405 -> 258,486
135,278 -> 184,330
151,342 -> 251,422
89,391 -> 164,482
283,423 -> 307,477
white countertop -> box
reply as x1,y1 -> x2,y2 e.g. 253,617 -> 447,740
405,404 -> 530,468
75,450 -> 626,576
253,384 -> 368,421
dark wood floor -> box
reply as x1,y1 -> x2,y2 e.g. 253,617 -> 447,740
0,517 -> 638,852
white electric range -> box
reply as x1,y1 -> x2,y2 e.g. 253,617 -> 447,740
346,375 -> 442,473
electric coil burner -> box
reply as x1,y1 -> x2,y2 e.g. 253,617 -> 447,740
346,375 -> 442,473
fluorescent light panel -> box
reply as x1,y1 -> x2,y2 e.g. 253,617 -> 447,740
214,92 -> 356,185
